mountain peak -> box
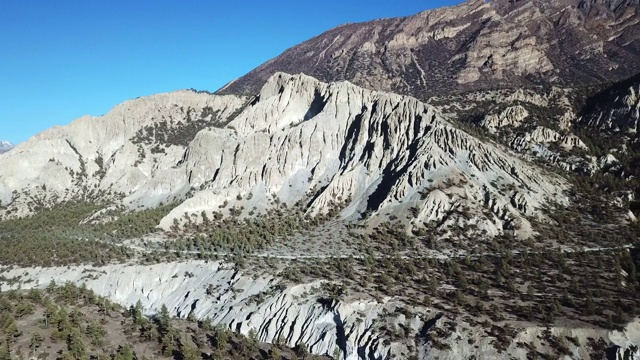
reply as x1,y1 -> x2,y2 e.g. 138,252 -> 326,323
0,141 -> 13,154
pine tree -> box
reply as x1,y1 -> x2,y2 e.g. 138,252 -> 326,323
585,295 -> 596,316
3,320 -> 21,340
268,346 -> 282,360
85,321 -> 106,346
180,336 -> 201,360
66,329 -> 87,360
30,332 -> 44,353
187,310 -> 197,322
0,341 -> 10,360
627,259 -> 638,289
213,325 -> 229,351
333,347 -> 341,360
162,332 -> 176,356
607,314 -> 615,330
158,304 -> 171,335
131,300 -> 143,324
248,328 -> 259,351
198,317 -> 212,331
114,345 -> 135,360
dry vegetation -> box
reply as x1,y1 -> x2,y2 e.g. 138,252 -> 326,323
0,283 -> 326,360
1,77 -> 640,358
272,228 -> 640,356
0,201 -> 178,267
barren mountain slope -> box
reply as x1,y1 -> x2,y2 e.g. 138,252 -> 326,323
0,74 -> 568,242
0,91 -> 245,216
423,71 -> 640,224
218,0 -> 640,99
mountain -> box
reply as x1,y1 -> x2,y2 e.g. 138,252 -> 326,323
218,0 -> 640,99
0,76 -> 637,360
1,1 -> 640,360
0,91 -> 245,214
0,141 -> 13,154
0,73 -> 567,243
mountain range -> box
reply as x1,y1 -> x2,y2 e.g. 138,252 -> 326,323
1,1 -> 640,359
0,141 -> 13,154
219,0 -> 640,99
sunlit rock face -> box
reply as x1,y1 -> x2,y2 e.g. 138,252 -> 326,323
0,261 -> 423,360
4,260 -> 640,360
0,91 -> 246,215
0,73 -> 568,239
217,0 -> 640,99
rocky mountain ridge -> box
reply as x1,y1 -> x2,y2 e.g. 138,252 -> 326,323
0,73 -> 568,243
0,1 -> 639,359
218,0 -> 640,100
0,91 -> 245,215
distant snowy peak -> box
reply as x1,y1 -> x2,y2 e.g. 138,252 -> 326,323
0,141 -> 14,154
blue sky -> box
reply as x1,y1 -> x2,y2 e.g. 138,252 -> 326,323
0,1 -> 461,144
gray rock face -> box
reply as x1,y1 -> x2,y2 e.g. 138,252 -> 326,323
0,91 -> 245,215
579,73 -> 640,134
576,73 -> 640,192
3,260 -> 640,360
1,261 -> 405,360
172,73 -> 570,237
217,0 -> 640,99
0,73 -> 568,240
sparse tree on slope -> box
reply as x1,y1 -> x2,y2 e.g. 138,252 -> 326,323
180,336 -> 201,360
157,304 -> 171,335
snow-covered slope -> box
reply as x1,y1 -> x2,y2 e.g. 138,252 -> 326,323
0,141 -> 13,154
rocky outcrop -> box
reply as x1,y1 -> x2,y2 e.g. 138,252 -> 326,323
0,91 -> 245,215
0,73 -> 568,238
580,74 -> 640,134
606,345 -> 640,360
574,74 -> 640,187
2,260 -> 639,360
481,106 -> 530,132
172,74 -> 568,236
0,261 -> 422,360
217,0 -> 640,100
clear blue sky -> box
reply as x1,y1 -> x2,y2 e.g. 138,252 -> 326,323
0,1 -> 461,144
